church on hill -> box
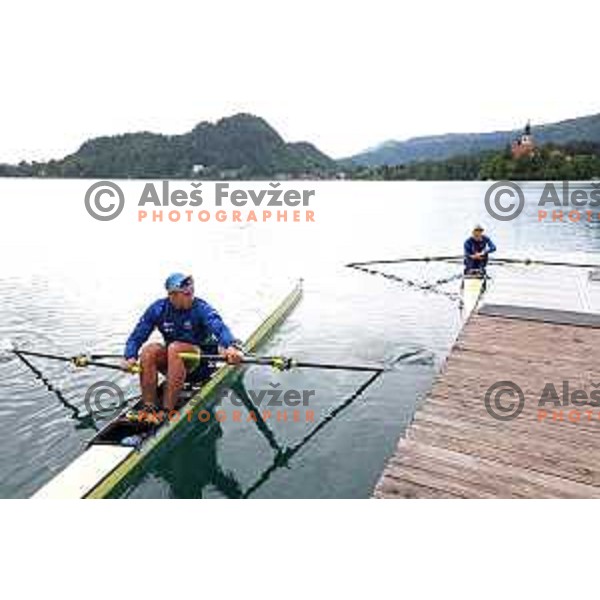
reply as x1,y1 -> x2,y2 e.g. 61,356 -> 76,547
511,121 -> 536,159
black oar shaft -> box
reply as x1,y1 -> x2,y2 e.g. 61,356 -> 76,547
347,255 -> 463,267
282,360 -> 382,373
492,257 -> 600,269
349,255 -> 600,270
14,349 -> 73,362
200,354 -> 383,373
13,350 -> 128,372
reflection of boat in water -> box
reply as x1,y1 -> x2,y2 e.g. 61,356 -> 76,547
121,348 -> 425,498
33,281 -> 303,499
240,369 -> 384,498
119,379 -> 292,499
239,349 -> 422,498
122,403 -> 244,499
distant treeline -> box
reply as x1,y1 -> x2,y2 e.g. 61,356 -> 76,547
348,142 -> 600,181
3,124 -> 600,181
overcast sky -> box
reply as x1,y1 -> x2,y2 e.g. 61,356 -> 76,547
2,0 -> 598,162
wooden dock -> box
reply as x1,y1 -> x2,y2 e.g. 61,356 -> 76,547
374,304 -> 600,498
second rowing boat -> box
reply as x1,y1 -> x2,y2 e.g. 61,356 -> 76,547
461,270 -> 488,317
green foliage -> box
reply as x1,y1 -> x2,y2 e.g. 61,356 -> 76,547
2,114 -> 336,179
350,144 -> 600,181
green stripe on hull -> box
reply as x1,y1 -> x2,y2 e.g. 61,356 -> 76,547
85,280 -> 303,499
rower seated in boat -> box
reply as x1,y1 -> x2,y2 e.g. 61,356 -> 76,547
464,224 -> 496,276
122,273 -> 244,414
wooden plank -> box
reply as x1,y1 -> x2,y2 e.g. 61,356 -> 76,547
384,440 -> 600,498
375,310 -> 600,499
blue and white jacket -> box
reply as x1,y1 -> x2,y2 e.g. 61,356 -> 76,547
124,297 -> 236,359
464,235 -> 496,271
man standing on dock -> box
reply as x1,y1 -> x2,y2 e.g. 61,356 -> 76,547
123,273 -> 244,413
464,224 -> 496,275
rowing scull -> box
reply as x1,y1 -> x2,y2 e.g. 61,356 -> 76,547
33,280 -> 303,499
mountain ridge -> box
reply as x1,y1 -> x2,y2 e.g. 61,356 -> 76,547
345,113 -> 600,167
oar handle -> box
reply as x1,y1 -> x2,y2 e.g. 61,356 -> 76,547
75,356 -> 141,373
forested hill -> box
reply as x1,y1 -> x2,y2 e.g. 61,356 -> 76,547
346,113 -> 600,167
349,142 -> 600,181
0,114 -> 337,179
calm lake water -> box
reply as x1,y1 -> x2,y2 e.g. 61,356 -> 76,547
1,180 -> 599,498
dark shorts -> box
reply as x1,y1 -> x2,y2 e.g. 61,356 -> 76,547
185,343 -> 218,385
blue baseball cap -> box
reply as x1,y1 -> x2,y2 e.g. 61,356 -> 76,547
165,273 -> 193,292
